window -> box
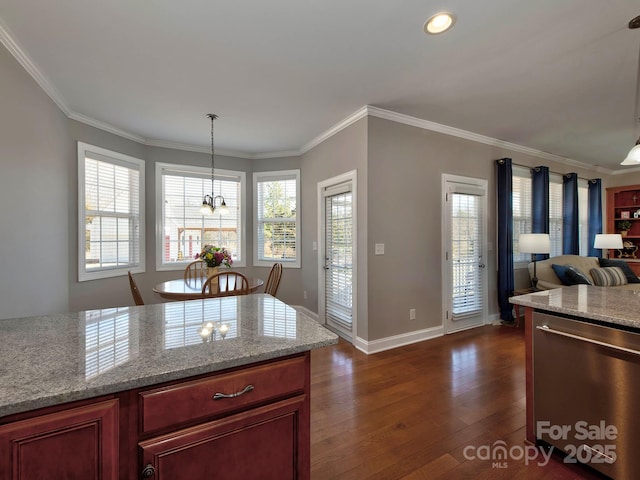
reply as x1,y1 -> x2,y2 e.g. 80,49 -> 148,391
578,179 -> 589,255
78,142 -> 144,281
512,166 -> 592,265
156,163 -> 245,270
253,170 -> 300,267
512,166 -> 532,265
549,173 -> 563,257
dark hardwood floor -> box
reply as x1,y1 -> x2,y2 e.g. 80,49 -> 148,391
310,325 -> 606,479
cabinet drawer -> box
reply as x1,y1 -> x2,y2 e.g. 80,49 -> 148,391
139,355 -> 306,434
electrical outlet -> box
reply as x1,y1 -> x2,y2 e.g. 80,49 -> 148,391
304,290 -> 308,299
375,243 -> 385,255
410,309 -> 416,320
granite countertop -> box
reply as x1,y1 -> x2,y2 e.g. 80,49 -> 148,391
0,294 -> 338,418
509,285 -> 640,329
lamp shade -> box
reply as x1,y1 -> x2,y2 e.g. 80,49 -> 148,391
621,142 -> 640,165
518,233 -> 551,254
594,234 -> 623,249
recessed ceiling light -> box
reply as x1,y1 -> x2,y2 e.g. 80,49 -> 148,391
424,12 -> 456,35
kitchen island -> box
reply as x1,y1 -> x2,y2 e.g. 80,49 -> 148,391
511,285 -> 640,480
0,294 -> 338,479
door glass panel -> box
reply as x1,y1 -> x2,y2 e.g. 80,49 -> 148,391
451,192 -> 484,319
325,191 -> 353,330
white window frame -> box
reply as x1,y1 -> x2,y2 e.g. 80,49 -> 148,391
253,169 -> 301,268
155,163 -> 246,271
77,142 -> 145,282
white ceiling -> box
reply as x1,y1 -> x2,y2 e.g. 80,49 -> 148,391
1,0 -> 639,170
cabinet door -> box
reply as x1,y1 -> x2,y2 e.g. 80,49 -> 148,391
0,399 -> 119,480
140,395 -> 308,480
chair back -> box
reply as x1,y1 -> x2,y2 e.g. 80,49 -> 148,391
184,260 -> 207,283
264,263 -> 283,297
128,271 -> 144,306
202,272 -> 250,297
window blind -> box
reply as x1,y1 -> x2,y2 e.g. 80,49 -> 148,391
578,179 -> 589,255
450,192 -> 484,319
549,173 -> 563,257
512,166 -> 532,264
324,189 -> 353,329
159,164 -> 242,266
79,143 -> 144,281
254,170 -> 300,266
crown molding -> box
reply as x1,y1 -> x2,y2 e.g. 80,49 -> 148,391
365,106 -> 614,175
611,165 -> 640,174
299,106 -> 369,155
0,19 -> 70,117
251,150 -> 301,159
145,138 -> 254,159
0,21 -> 623,172
68,111 -> 147,143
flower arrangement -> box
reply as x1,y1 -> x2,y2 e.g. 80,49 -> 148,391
195,245 -> 233,268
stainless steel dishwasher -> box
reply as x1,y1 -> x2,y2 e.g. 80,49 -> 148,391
533,311 -> 640,480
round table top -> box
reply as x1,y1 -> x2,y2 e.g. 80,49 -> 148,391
153,276 -> 263,300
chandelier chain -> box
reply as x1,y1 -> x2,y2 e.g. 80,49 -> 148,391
207,113 -> 218,197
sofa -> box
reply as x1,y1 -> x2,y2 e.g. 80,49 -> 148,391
528,254 -> 640,290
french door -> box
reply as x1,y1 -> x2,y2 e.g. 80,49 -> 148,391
318,171 -> 356,341
442,175 -> 488,333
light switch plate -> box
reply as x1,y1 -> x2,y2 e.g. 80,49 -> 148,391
375,243 -> 385,255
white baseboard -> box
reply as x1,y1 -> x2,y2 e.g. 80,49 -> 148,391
291,305 -> 319,322
353,326 -> 444,355
488,312 -> 503,325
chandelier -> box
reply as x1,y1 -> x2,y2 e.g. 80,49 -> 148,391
200,114 -> 228,214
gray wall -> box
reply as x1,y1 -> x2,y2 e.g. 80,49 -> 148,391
0,44 -> 70,319
365,116 -> 607,341
300,118 -> 369,339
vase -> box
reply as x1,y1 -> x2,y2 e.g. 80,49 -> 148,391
622,231 -> 629,237
205,266 -> 219,288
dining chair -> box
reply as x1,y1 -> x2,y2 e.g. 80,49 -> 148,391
184,260 -> 207,283
202,272 -> 250,297
264,263 -> 283,297
128,271 -> 145,306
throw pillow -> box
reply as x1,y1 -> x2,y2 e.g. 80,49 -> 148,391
598,258 -> 640,284
551,264 -> 592,286
590,267 -> 629,287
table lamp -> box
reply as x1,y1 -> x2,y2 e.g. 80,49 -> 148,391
519,233 -> 551,290
594,234 -> 623,259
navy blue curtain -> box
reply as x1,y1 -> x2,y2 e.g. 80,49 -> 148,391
496,158 -> 514,322
588,179 -> 603,258
562,173 -> 579,255
531,166 -> 549,260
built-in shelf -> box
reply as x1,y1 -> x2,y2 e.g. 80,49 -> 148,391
606,184 -> 640,275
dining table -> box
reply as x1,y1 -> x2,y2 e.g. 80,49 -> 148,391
153,275 -> 264,300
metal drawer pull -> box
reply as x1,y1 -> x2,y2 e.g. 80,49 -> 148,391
537,324 -> 640,357
212,384 -> 254,400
